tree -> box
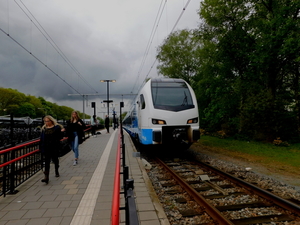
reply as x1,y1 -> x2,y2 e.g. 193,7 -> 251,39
198,0 -> 300,140
16,103 -> 36,118
59,106 -> 74,121
156,29 -> 201,86
0,87 -> 84,124
0,88 -> 26,115
156,0 -> 300,141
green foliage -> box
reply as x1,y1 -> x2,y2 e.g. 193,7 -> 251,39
58,106 -> 74,121
16,103 -> 36,117
121,112 -> 128,120
0,88 -> 26,114
199,135 -> 300,167
156,29 -> 201,86
156,0 -> 300,142
97,117 -> 104,125
0,87 -> 81,120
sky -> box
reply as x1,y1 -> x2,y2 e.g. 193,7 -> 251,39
0,0 -> 201,118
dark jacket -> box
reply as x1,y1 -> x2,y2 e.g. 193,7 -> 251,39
105,117 -> 109,128
66,119 -> 86,144
39,125 -> 63,154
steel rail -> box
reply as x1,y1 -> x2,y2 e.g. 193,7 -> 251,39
198,161 -> 300,216
156,158 -> 234,225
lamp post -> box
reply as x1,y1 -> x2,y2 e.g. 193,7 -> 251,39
100,80 -> 116,118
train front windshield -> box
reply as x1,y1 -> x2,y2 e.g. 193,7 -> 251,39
151,81 -> 195,111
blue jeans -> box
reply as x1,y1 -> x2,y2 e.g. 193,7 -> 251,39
71,132 -> 79,159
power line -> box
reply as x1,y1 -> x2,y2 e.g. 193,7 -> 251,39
0,27 -> 82,96
131,0 -> 167,95
143,0 -> 193,84
131,0 -> 193,104
169,0 -> 192,34
4,0 -> 98,96
17,0 -> 98,93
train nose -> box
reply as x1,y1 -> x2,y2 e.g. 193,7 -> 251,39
172,128 -> 187,141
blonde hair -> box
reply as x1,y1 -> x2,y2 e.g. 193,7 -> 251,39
42,115 -> 58,130
70,111 -> 81,123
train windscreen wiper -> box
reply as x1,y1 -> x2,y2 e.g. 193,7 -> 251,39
181,91 -> 188,106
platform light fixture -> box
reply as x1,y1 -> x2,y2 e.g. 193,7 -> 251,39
100,80 -> 116,118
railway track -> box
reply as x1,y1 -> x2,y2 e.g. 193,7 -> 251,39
147,156 -> 300,224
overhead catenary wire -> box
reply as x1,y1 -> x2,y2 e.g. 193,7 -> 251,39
130,0 -> 193,105
16,0 -> 98,93
130,0 -> 167,95
2,0 -> 98,97
0,27 -> 82,95
2,0 -> 194,111
143,0 -> 193,81
169,0 -> 192,34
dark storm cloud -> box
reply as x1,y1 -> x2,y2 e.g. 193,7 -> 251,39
0,0 -> 200,113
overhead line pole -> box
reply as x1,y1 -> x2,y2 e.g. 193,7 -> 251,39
100,80 -> 116,118
68,92 -> 136,122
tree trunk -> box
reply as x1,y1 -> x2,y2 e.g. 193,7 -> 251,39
294,69 -> 300,135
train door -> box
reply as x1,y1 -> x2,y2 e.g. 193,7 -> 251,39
138,94 -> 145,129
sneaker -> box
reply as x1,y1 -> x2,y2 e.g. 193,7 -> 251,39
73,160 -> 77,166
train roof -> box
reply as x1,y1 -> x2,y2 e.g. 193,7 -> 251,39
150,78 -> 185,83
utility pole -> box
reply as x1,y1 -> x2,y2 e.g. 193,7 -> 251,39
100,80 -> 116,118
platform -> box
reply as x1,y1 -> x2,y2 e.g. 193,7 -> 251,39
0,129 -> 169,225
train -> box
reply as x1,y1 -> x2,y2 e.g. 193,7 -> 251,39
123,78 -> 200,148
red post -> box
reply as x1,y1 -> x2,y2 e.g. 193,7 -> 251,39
111,130 -> 122,224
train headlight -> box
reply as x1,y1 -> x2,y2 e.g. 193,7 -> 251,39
152,119 -> 166,125
187,117 -> 198,124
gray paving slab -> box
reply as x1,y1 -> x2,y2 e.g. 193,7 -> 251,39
0,128 -> 168,225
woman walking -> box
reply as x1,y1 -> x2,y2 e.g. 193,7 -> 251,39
39,115 -> 64,184
66,111 -> 85,166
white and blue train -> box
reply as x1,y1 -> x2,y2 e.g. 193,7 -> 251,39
123,78 -> 200,148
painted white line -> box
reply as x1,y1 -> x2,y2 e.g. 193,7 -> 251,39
70,130 -> 117,225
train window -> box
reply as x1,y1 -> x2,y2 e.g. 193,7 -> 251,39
151,81 -> 194,112
140,94 -> 146,109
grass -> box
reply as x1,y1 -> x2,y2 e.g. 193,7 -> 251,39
193,135 -> 300,175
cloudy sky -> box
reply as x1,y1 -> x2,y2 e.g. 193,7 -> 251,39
0,0 -> 201,117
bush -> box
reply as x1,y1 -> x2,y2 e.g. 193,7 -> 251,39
273,137 -> 290,147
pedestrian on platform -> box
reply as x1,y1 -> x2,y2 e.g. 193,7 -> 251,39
113,115 -> 117,130
91,115 -> 97,137
66,111 -> 86,166
39,115 -> 64,184
105,115 -> 110,133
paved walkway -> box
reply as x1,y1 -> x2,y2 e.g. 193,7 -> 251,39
0,129 -> 169,225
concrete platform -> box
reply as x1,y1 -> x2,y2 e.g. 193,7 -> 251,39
0,128 -> 169,225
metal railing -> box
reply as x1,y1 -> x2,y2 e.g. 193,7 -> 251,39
0,140 -> 41,197
124,179 -> 139,225
111,111 -> 139,225
0,127 -> 92,197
